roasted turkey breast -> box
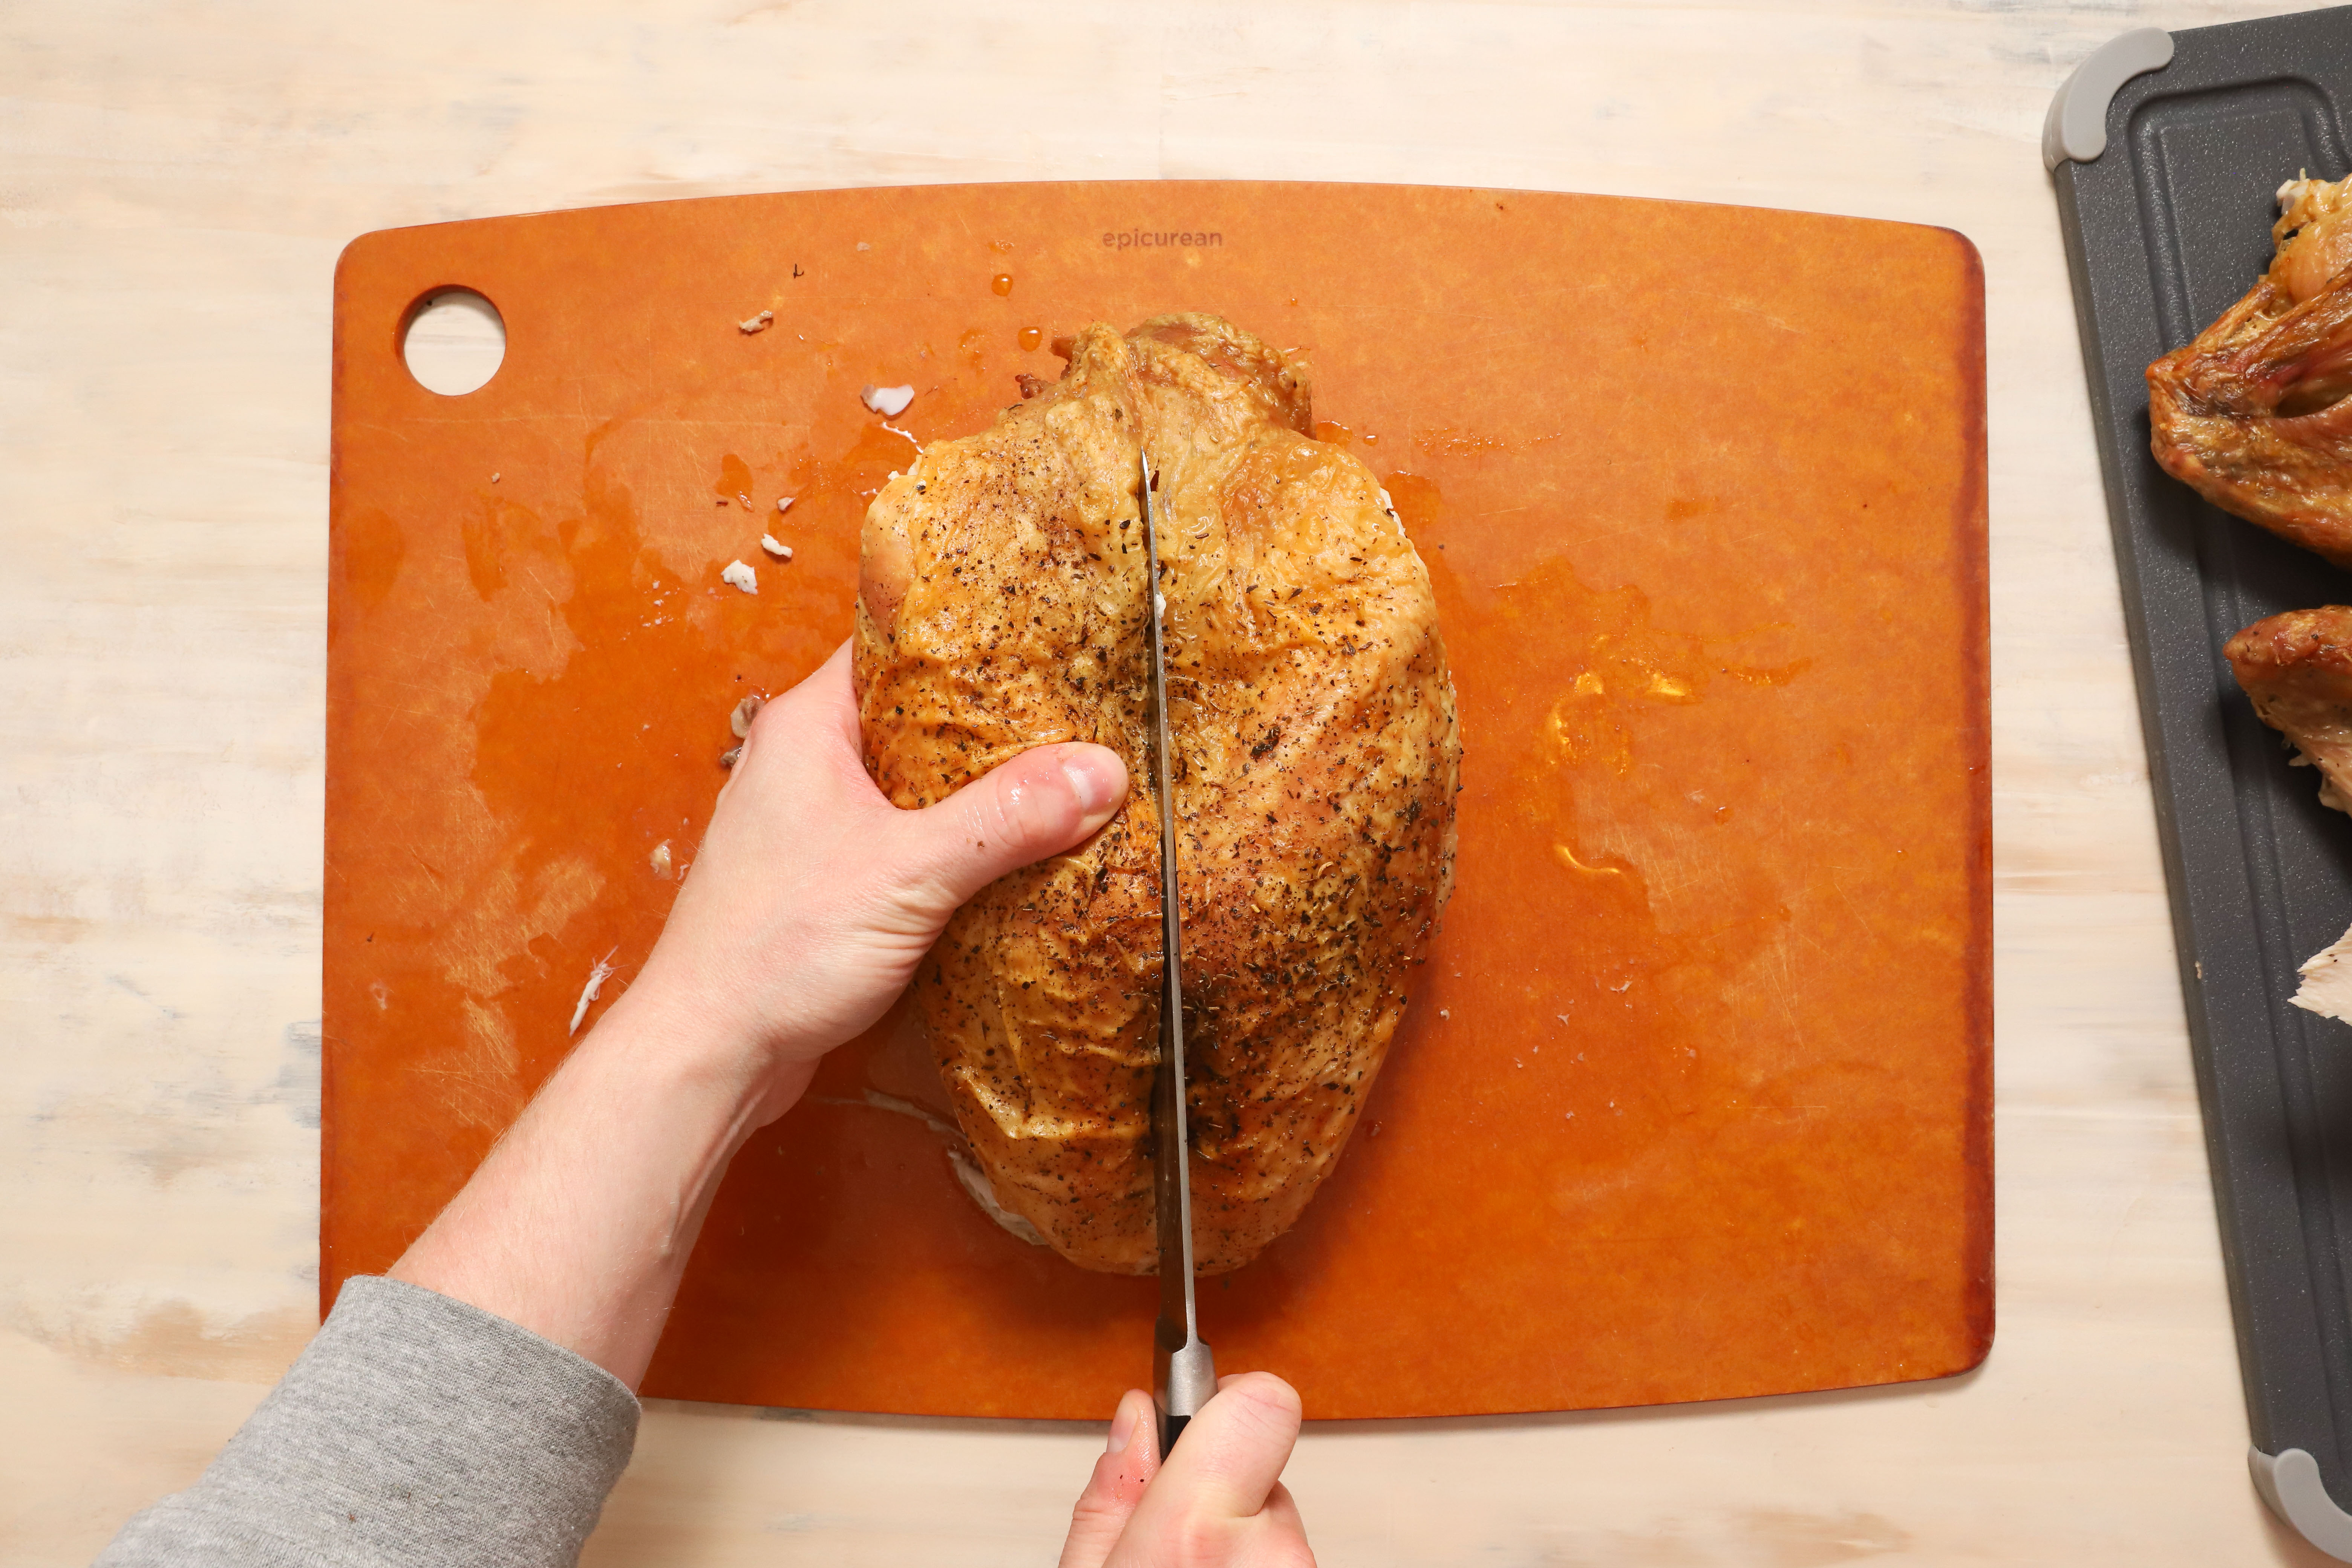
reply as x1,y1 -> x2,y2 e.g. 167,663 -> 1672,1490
853,314 -> 1460,1274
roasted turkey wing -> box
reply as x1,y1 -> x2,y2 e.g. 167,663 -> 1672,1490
2148,173 -> 2352,568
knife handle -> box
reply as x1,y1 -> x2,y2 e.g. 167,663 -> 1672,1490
1156,1335 -> 1217,1456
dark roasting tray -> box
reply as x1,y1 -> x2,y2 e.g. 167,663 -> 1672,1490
2050,8 -> 2352,1557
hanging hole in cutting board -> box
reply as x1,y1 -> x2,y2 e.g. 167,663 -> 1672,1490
401,288 -> 505,396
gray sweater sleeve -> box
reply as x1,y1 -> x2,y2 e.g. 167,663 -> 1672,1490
95,1276 -> 640,1568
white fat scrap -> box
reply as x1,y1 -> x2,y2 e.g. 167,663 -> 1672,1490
649,840 -> 673,879
730,693 -> 765,738
2287,744 -> 2352,813
721,559 -> 758,595
861,383 -> 914,417
2294,921 -> 2352,1023
819,1087 -> 962,1139
739,309 -> 773,334
776,496 -> 795,514
2282,172 -> 2334,212
947,1149 -> 1049,1247
568,948 -> 618,1035
813,1089 -> 1047,1247
760,534 -> 793,560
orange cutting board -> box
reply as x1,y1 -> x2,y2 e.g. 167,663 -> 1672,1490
325,181 -> 1988,1419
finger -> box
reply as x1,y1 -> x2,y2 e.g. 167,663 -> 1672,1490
1132,1371 -> 1303,1528
1058,1389 -> 1156,1568
805,638 -> 862,752
890,742 -> 1128,917
1259,1481 -> 1308,1539
736,640 -> 859,767
712,643 -> 858,819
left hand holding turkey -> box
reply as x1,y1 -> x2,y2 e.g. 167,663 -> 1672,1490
630,639 -> 1129,1123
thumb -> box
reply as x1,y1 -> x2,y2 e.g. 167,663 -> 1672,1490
1122,1372 -> 1303,1534
891,742 -> 1128,917
1057,1389 -> 1157,1568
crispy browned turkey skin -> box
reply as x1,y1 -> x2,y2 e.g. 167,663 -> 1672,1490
2226,606 -> 2352,812
853,314 -> 1461,1274
2149,175 -> 2352,568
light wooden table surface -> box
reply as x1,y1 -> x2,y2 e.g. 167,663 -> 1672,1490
2,1 -> 2337,1561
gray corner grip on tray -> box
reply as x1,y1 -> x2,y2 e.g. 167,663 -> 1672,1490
2252,1448 -> 2352,1562
2042,26 -> 2176,171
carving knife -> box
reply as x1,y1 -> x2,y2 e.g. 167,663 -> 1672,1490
1141,449 -> 1216,1454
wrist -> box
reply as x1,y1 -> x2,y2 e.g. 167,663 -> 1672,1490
394,961 -> 801,1387
593,967 -> 812,1130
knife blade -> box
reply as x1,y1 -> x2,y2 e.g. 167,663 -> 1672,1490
1142,448 -> 1216,1455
